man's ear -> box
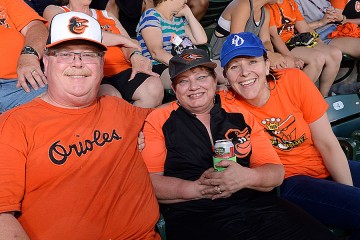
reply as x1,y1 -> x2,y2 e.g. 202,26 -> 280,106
43,54 -> 49,76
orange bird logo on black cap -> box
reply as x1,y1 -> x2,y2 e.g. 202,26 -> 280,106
68,16 -> 89,34
182,53 -> 203,61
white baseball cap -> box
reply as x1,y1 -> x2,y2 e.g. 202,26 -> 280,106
46,11 -> 107,51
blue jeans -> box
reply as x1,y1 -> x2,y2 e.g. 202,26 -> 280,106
280,160 -> 360,238
317,24 -> 337,45
0,79 -> 47,113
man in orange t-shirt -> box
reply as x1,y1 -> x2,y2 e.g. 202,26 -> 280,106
0,0 -> 48,113
0,12 -> 160,240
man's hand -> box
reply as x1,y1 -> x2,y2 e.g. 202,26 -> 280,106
129,54 -> 159,80
16,54 -> 47,92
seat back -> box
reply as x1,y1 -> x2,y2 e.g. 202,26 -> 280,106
334,54 -> 358,84
325,93 -> 360,138
199,0 -> 232,28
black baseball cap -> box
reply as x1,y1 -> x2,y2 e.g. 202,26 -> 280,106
169,49 -> 217,81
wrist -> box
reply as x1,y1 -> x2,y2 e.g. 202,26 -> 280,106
341,15 -> 346,24
129,50 -> 142,60
21,46 -> 39,59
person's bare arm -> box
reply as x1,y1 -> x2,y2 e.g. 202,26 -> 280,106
259,8 -> 287,69
43,4 -> 64,22
0,212 -> 29,239
229,0 -> 250,33
179,5 -> 207,45
310,113 -> 353,186
141,26 -> 173,65
269,25 -> 293,56
150,172 -> 216,204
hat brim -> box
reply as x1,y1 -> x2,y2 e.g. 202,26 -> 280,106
221,47 -> 265,67
46,38 -> 107,51
171,61 -> 217,81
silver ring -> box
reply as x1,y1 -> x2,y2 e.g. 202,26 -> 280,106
216,186 -> 222,194
31,69 -> 36,75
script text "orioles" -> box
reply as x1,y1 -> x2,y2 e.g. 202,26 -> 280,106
49,129 -> 121,165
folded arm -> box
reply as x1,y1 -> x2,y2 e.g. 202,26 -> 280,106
150,172 -> 216,204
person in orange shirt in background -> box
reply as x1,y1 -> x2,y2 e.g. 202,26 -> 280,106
220,32 -> 360,238
266,0 -> 342,96
0,0 -> 48,114
0,12 -> 160,239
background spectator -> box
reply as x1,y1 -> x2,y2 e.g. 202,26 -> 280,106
295,0 -> 360,58
0,0 -> 48,114
136,0 -> 211,90
266,0 -> 342,96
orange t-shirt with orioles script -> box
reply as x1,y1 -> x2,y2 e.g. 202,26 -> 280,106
0,96 -> 159,240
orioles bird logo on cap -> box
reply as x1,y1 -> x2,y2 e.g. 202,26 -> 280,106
182,53 -> 203,61
68,16 -> 89,34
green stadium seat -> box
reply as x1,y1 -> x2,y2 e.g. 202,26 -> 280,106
325,93 -> 360,161
335,54 -> 358,84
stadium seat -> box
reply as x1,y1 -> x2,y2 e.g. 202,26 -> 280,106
156,213 -> 166,240
325,93 -> 360,161
335,54 -> 358,84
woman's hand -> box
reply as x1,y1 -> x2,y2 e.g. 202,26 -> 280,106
198,160 -> 248,200
293,57 -> 305,70
175,4 -> 192,18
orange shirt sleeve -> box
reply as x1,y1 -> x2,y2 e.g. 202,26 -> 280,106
0,114 -> 27,213
330,0 -> 347,10
141,103 -> 177,173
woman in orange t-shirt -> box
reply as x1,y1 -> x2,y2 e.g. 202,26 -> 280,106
220,32 -> 360,236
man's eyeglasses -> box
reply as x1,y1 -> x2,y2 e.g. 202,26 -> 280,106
46,51 -> 105,64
